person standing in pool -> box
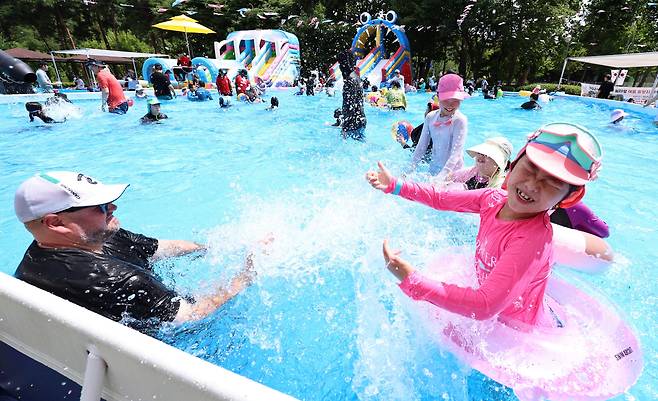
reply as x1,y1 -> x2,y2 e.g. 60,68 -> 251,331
35,62 -> 58,93
215,69 -> 233,96
235,69 -> 250,96
150,63 -> 176,101
368,122 -> 603,328
13,171 -> 257,333
597,74 -> 615,99
337,50 -> 367,141
386,80 -> 407,110
410,74 -> 469,178
85,59 -> 129,114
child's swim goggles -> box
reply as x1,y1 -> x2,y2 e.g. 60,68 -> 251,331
525,123 -> 602,186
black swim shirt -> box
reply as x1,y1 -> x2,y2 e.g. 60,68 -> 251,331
15,229 -> 180,330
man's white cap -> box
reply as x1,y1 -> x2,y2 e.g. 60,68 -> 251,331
15,172 -> 128,223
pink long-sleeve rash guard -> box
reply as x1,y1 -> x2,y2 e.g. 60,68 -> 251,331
387,179 -> 554,326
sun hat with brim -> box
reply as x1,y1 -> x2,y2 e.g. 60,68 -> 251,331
15,172 -> 128,223
467,137 -> 513,171
438,73 -> 470,101
524,123 -> 602,186
609,109 -> 628,123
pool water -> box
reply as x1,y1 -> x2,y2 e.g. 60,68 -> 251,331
1,91 -> 656,401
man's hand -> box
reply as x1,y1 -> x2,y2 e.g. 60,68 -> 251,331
383,239 -> 415,282
366,161 -> 394,191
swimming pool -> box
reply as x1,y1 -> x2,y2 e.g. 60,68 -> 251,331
0,91 -> 656,401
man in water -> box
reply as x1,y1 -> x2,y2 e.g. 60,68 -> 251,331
13,172 -> 255,333
337,50 -> 367,141
85,59 -> 129,114
35,62 -> 59,93
597,74 -> 615,99
150,63 -> 176,100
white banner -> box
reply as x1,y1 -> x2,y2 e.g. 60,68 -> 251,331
580,83 -> 656,103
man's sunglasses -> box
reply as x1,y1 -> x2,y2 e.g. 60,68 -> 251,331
59,203 -> 110,214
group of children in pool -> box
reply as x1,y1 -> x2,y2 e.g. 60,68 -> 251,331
366,73 -> 610,331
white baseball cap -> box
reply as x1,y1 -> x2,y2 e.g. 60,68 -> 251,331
15,172 -> 128,223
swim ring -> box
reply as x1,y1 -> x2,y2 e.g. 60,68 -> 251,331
519,90 -> 531,97
391,120 -> 414,142
237,93 -> 248,102
415,252 -> 642,401
538,93 -> 552,103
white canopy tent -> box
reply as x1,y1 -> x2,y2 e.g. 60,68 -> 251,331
558,51 -> 658,103
49,48 -> 169,84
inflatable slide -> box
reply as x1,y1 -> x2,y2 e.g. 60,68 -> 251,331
329,11 -> 412,88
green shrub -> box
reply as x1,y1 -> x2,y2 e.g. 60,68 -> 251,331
519,83 -> 581,95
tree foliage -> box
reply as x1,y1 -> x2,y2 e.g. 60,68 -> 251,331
0,0 -> 656,84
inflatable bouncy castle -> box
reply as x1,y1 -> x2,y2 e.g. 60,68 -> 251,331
329,11 -> 412,88
189,30 -> 300,87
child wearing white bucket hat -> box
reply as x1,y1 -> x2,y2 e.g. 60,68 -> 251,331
609,109 -> 628,124
443,136 -> 513,190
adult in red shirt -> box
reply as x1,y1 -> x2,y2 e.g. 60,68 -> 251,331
215,69 -> 233,96
235,69 -> 249,95
85,59 -> 129,114
177,54 -> 191,67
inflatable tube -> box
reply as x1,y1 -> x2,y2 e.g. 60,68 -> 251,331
141,58 -> 179,87
538,93 -> 552,103
190,57 -> 220,83
418,253 -> 642,401
519,90 -> 531,97
0,50 -> 36,83
552,224 -> 613,274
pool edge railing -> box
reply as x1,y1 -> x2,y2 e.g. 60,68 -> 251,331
0,272 -> 298,401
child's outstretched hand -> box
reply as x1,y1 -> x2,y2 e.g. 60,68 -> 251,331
383,239 -> 415,281
366,161 -> 394,191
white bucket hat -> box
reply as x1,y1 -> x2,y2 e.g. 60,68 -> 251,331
466,137 -> 513,170
610,109 -> 628,123
15,172 -> 128,223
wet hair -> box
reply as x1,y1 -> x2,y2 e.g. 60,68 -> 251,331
55,92 -> 70,102
25,102 -> 43,113
154,64 -> 163,71
391,80 -> 401,89
270,96 -> 279,107
199,81 -> 206,88
530,93 -> 539,101
333,108 -> 342,119
371,85 -> 378,92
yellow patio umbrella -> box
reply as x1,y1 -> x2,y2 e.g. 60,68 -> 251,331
153,15 -> 215,57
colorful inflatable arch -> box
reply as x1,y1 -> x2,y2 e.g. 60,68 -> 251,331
330,11 -> 412,88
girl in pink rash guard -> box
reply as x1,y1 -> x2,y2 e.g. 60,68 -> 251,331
366,123 -> 603,328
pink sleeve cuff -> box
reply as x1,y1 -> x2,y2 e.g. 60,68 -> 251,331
383,177 -> 397,194
399,270 -> 423,299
